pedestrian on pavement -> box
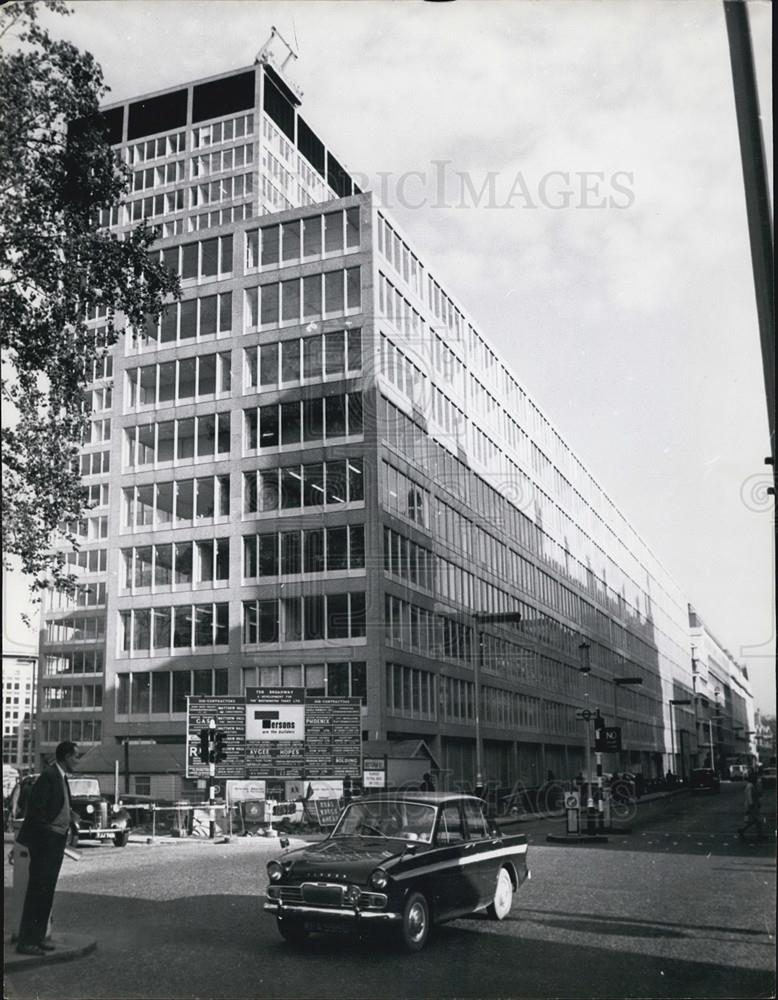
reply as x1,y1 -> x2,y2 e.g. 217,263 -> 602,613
420,772 -> 435,792
15,741 -> 81,955
737,772 -> 766,841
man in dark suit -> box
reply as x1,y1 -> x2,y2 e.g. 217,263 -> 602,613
15,741 -> 80,955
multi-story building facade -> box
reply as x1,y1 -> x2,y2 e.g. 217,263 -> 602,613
690,605 -> 756,776
2,651 -> 37,774
36,55 -> 754,793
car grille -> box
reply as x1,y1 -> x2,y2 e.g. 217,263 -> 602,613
302,883 -> 344,905
271,883 -> 387,910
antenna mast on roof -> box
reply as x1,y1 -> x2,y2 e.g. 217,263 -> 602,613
255,25 -> 298,71
255,26 -> 303,99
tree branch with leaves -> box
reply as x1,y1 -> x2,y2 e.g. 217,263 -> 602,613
1,1 -> 179,598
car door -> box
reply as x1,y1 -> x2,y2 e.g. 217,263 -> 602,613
430,801 -> 473,919
463,798 -> 500,907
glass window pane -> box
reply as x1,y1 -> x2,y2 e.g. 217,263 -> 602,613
303,397 -> 323,442
194,606 -> 214,646
157,420 -> 175,462
303,336 -> 322,379
302,275 -> 320,318
346,267 -> 361,309
131,672 -> 150,714
303,463 -> 324,507
201,238 -> 218,276
156,482 -> 174,525
197,540 -> 213,582
324,270 -> 343,312
302,216 -> 321,256
259,534 -> 278,576
175,480 -> 193,523
133,610 -> 150,652
281,400 -> 301,445
196,477 -> 214,518
324,331 -> 345,375
198,355 -> 216,395
258,599 -> 278,642
180,299 -> 197,339
260,283 -> 279,325
261,225 -> 279,266
258,469 -> 279,511
304,528 -> 324,572
172,671 -> 190,712
259,405 -> 278,447
281,280 -> 299,321
281,339 -> 300,381
304,595 -> 324,640
200,295 -> 217,336
324,212 -> 343,252
151,671 -> 170,713
196,415 -> 216,456
304,663 -> 325,696
281,531 -> 301,575
178,358 -> 196,401
260,343 -> 278,386
347,459 -> 364,501
153,607 -> 171,648
325,394 -> 346,437
326,460 -> 347,504
348,393 -> 363,435
281,220 -> 300,261
327,527 -> 348,571
328,662 -> 349,697
345,208 -> 360,248
175,542 -> 192,584
215,604 -> 228,645
347,329 -> 362,370
281,467 -> 301,508
155,543 -> 173,585
349,525 -> 365,568
182,243 -> 198,279
217,475 -> 230,516
177,418 -> 195,458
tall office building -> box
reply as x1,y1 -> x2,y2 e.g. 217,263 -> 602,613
37,55 -> 753,793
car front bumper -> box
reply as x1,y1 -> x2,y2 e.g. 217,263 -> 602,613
264,900 -> 401,924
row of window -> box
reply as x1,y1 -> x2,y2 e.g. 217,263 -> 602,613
481,684 -> 543,731
44,650 -> 104,676
127,130 -> 186,164
125,352 -> 231,410
119,603 -> 228,655
142,291 -> 232,345
244,392 -> 364,450
384,594 -> 472,664
378,273 -> 424,342
47,583 -> 106,610
40,719 -> 101,744
124,475 -> 230,529
243,525 -> 365,579
244,268 -> 361,327
117,667 -> 228,715
125,412 -> 231,467
80,449 -> 110,477
122,539 -> 229,590
42,684 -> 103,709
245,208 -> 361,269
192,113 -> 253,149
160,235 -> 233,281
63,515 -> 108,540
242,592 -> 366,644
189,171 -> 253,208
244,329 -> 362,388
243,458 -> 364,513
191,143 -> 253,179
133,159 -> 185,191
386,662 -> 435,720
242,660 -> 366,702
383,527 -> 435,592
83,484 -> 109,509
45,615 -> 105,643
382,461 -> 429,527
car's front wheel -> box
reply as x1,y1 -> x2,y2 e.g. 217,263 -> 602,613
113,830 -> 130,848
488,867 -> 514,920
277,916 -> 309,945
399,891 -> 430,952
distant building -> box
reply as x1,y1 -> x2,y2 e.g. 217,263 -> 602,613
2,652 -> 37,773
36,56 -> 754,795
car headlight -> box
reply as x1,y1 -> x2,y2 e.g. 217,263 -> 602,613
86,804 -> 94,814
369,868 -> 388,890
267,861 -> 283,882
111,804 -> 120,814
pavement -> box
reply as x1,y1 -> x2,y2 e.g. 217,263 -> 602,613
4,933 -> 97,972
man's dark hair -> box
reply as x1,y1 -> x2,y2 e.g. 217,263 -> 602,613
55,741 -> 78,763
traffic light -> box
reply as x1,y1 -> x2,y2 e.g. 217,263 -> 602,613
213,729 -> 226,763
198,728 -> 210,763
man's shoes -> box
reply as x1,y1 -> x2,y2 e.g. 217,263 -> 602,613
38,941 -> 57,951
16,944 -> 47,956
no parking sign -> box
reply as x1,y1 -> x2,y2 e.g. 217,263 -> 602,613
565,790 -> 580,833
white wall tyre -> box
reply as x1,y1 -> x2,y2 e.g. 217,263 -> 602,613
488,867 -> 513,920
399,891 -> 430,952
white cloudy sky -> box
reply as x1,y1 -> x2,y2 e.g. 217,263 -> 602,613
8,0 -> 774,710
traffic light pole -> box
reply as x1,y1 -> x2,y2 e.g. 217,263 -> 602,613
208,719 -> 216,840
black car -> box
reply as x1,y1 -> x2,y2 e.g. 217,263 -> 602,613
265,792 -> 530,951
68,777 -> 132,847
690,768 -> 721,792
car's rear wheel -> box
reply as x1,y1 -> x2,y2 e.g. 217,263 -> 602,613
488,867 -> 514,920
399,891 -> 430,952
277,916 -> 309,945
113,830 -> 129,848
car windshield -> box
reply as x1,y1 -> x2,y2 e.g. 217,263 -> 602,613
68,778 -> 101,797
332,800 -> 437,841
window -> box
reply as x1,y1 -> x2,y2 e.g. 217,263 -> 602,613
438,804 -> 465,845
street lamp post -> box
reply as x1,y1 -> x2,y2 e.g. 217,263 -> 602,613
472,611 -> 522,791
669,699 -> 692,777
578,641 -> 593,809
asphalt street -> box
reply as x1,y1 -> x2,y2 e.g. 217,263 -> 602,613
4,782 -> 775,1000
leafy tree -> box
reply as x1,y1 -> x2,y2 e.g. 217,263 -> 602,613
0,1 -> 179,595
